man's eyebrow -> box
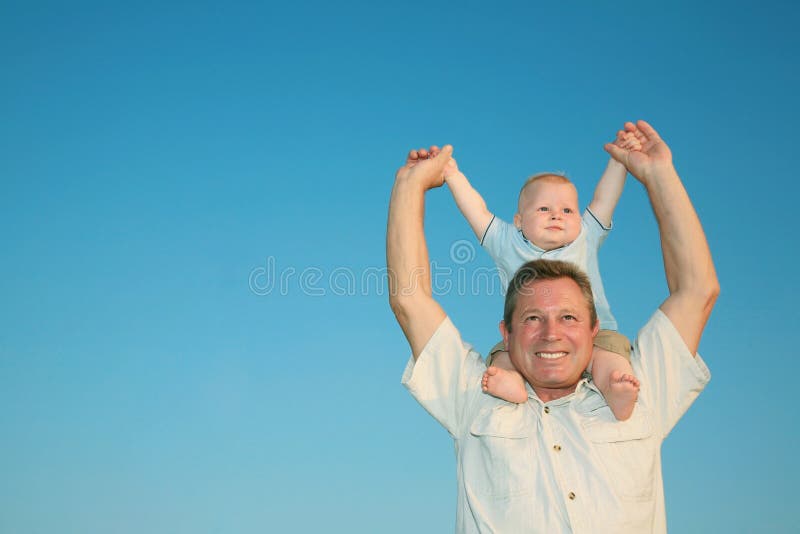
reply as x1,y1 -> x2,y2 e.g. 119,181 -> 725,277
517,306 -> 582,316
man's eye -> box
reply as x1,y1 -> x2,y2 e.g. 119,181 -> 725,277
563,315 -> 576,321
525,315 -> 540,322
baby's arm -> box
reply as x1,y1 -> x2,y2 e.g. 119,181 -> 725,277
588,130 -> 641,227
443,158 -> 495,240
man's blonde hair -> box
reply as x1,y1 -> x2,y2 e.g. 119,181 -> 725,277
504,259 -> 597,332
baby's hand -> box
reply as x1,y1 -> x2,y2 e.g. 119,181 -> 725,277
616,130 -> 642,152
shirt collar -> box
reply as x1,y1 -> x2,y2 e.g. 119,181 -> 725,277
518,227 -> 568,254
524,376 -> 595,406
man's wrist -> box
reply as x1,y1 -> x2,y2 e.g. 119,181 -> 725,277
395,171 -> 441,193
640,163 -> 679,191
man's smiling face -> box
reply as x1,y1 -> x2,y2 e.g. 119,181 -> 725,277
500,277 -> 598,402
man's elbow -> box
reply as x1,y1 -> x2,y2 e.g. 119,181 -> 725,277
389,294 -> 420,331
687,275 -> 720,317
703,278 -> 721,315
389,294 -> 409,325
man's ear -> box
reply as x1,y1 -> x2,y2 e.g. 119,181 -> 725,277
591,321 -> 600,338
513,213 -> 522,230
499,320 -> 509,350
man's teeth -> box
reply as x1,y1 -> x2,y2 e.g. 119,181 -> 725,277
536,351 -> 567,359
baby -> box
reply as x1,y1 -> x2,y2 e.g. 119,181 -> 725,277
443,130 -> 641,420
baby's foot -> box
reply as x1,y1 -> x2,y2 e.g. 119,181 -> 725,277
482,366 -> 528,404
606,371 -> 640,421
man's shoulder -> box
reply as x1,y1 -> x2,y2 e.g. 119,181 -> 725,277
402,316 -> 486,387
629,309 -> 711,438
402,316 -> 491,437
632,310 -> 680,351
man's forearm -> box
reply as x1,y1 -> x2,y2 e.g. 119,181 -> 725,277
606,121 -> 719,354
646,164 -> 719,353
387,150 -> 449,358
388,177 -> 431,302
646,165 -> 714,293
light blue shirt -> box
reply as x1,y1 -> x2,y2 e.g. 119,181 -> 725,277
481,209 -> 617,330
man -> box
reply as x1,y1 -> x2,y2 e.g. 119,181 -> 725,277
386,121 -> 719,533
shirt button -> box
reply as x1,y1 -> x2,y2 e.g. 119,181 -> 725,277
568,492 -> 576,500
544,406 -> 550,414
553,444 -> 562,451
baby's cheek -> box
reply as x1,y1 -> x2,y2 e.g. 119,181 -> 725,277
566,224 -> 581,240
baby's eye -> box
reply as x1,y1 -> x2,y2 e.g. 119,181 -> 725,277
537,206 -> 549,212
563,208 -> 573,214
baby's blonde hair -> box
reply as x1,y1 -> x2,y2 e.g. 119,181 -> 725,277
518,172 -> 576,209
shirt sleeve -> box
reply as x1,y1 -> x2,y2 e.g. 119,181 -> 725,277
480,215 -> 506,261
480,216 -> 517,288
631,309 -> 711,439
401,317 -> 487,438
583,208 -> 611,250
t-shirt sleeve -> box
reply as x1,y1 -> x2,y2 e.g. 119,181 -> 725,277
480,215 -> 505,260
631,309 -> 711,439
583,208 -> 611,251
480,216 -> 517,287
401,317 -> 487,438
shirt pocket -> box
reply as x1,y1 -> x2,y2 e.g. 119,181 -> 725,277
582,408 -> 656,502
467,404 -> 535,500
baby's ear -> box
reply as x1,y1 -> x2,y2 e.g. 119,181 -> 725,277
513,213 -> 522,229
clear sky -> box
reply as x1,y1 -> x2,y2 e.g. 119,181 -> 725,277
2,1 -> 798,532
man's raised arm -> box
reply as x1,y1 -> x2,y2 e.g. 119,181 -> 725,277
387,145 -> 453,358
606,121 -> 719,354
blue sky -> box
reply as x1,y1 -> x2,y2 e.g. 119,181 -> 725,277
2,1 -> 798,532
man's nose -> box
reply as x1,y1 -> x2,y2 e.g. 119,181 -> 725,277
541,319 -> 562,340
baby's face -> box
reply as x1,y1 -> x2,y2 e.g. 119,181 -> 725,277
514,180 -> 581,250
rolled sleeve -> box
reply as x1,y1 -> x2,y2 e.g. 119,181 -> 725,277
632,309 -> 711,439
402,317 -> 486,438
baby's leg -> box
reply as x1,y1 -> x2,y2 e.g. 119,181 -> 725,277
590,347 -> 639,421
483,351 -> 528,403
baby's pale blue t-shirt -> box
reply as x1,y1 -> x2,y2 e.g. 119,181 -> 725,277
481,209 -> 617,330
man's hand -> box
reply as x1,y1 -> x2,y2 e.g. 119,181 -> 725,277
604,120 -> 672,183
396,145 -> 454,191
